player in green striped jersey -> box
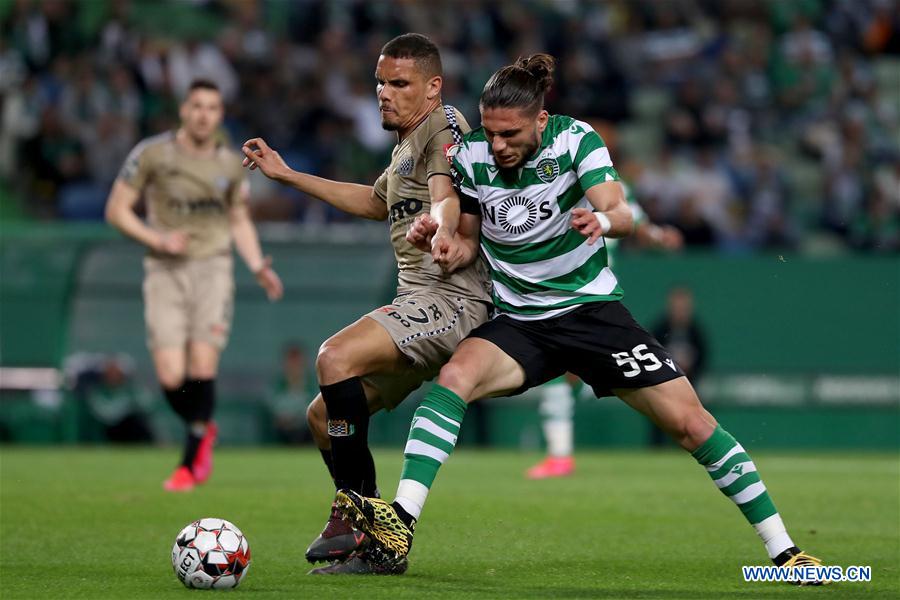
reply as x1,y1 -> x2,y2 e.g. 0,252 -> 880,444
336,54 -> 826,583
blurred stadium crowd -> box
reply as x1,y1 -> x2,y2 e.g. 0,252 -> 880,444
1,0 -> 898,252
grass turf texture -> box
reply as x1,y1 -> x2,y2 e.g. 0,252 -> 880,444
1,448 -> 897,599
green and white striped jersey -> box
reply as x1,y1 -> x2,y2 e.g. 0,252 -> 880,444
453,114 -> 623,320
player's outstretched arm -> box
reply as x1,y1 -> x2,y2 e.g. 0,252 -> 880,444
105,179 -> 187,255
229,201 -> 283,301
572,181 -> 634,244
241,137 -> 387,221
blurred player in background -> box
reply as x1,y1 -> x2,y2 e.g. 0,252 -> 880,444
527,373 -> 581,478
105,79 -> 283,493
241,33 -> 492,574
528,191 -> 683,479
650,284 -> 708,446
651,285 -> 707,385
337,54 -> 827,583
265,342 -> 316,445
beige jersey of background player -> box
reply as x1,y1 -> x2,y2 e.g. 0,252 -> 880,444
118,131 -> 246,259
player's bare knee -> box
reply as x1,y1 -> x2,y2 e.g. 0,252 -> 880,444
158,373 -> 183,391
315,341 -> 354,384
187,355 -> 217,380
156,367 -> 184,391
669,411 -> 716,451
436,361 -> 476,401
153,356 -> 183,389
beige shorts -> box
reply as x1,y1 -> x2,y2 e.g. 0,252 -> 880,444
143,254 -> 234,351
363,291 -> 491,409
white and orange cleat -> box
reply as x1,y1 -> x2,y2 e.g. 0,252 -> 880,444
526,456 -> 575,479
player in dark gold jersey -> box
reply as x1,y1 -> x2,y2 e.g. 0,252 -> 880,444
242,34 -> 491,574
105,80 -> 283,493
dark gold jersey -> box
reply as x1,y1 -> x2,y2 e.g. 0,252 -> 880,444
373,105 -> 491,303
118,131 -> 246,258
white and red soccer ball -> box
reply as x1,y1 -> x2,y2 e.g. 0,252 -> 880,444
171,518 -> 251,589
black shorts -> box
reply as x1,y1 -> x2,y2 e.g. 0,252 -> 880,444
468,301 -> 685,398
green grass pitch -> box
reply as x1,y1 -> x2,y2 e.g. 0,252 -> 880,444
1,447 -> 897,598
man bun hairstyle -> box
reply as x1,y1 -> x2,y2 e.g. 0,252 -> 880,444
480,53 -> 555,115
381,33 -> 443,78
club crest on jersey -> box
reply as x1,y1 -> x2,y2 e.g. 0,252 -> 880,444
215,176 -> 230,192
396,155 -> 415,176
536,157 -> 560,183
443,143 -> 460,163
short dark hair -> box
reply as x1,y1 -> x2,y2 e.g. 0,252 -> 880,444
380,33 -> 442,78
480,53 -> 555,115
187,79 -> 220,95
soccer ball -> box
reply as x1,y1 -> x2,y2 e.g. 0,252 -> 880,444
171,518 -> 251,589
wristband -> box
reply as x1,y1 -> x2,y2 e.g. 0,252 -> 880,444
593,211 -> 612,234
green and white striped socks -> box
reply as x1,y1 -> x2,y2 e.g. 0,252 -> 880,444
394,384 -> 467,520
692,425 -> 794,559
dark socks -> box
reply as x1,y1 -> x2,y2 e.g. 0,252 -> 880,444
181,428 -> 203,468
163,379 -> 215,424
164,379 -> 215,472
319,448 -> 336,481
320,377 -> 378,497
163,384 -> 191,420
185,379 -> 215,422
